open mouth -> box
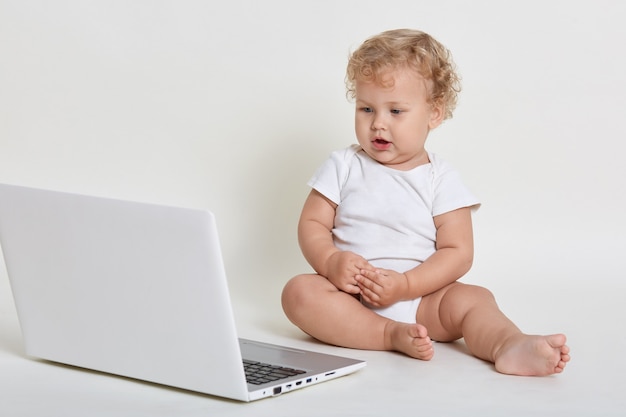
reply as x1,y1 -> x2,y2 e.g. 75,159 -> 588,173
372,138 -> 391,150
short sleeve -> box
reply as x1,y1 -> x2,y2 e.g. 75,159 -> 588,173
430,154 -> 481,216
307,145 -> 359,205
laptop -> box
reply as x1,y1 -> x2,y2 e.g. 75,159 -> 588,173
0,183 -> 365,402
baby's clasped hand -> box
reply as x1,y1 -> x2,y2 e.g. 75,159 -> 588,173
325,251 -> 375,295
355,268 -> 409,307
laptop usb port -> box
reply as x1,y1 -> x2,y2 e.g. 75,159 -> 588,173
273,387 -> 282,395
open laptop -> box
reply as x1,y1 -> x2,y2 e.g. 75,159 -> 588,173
0,183 -> 365,402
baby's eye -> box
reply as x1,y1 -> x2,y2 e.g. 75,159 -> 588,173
361,107 -> 373,113
390,109 -> 402,115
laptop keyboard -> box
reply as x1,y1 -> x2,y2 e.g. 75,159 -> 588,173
243,359 -> 307,385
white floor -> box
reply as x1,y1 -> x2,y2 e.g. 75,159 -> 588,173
1,272 -> 624,417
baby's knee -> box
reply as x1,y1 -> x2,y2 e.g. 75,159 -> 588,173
282,275 -> 303,301
450,282 -> 496,303
282,274 -> 305,295
281,275 -> 316,312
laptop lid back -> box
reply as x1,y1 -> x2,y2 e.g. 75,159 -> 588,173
0,183 -> 249,400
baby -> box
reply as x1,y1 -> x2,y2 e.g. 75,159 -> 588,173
281,29 -> 569,376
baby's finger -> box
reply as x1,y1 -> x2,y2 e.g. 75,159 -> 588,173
359,269 -> 382,284
355,259 -> 376,271
342,282 -> 361,295
356,274 -> 381,292
358,285 -> 380,306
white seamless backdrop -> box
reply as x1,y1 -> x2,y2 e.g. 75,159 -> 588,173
1,1 -> 625,416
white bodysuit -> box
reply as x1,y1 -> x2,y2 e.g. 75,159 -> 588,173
308,144 -> 480,323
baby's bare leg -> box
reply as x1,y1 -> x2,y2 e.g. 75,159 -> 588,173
417,282 -> 570,376
282,274 -> 433,360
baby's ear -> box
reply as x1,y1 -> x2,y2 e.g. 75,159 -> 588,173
428,102 -> 445,129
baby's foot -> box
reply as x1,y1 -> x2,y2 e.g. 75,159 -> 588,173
494,333 -> 570,376
384,321 -> 434,360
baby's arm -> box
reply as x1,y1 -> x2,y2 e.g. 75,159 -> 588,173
298,189 -> 373,294
357,207 -> 474,306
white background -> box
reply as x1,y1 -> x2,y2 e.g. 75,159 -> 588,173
1,1 -> 625,416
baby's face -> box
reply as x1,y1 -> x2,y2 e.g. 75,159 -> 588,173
354,67 -> 443,171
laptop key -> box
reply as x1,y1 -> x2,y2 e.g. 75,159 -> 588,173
243,360 -> 306,385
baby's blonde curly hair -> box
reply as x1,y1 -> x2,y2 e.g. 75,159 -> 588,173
346,29 -> 461,120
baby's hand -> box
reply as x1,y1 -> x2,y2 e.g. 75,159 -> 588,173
325,251 -> 374,295
356,268 -> 409,307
